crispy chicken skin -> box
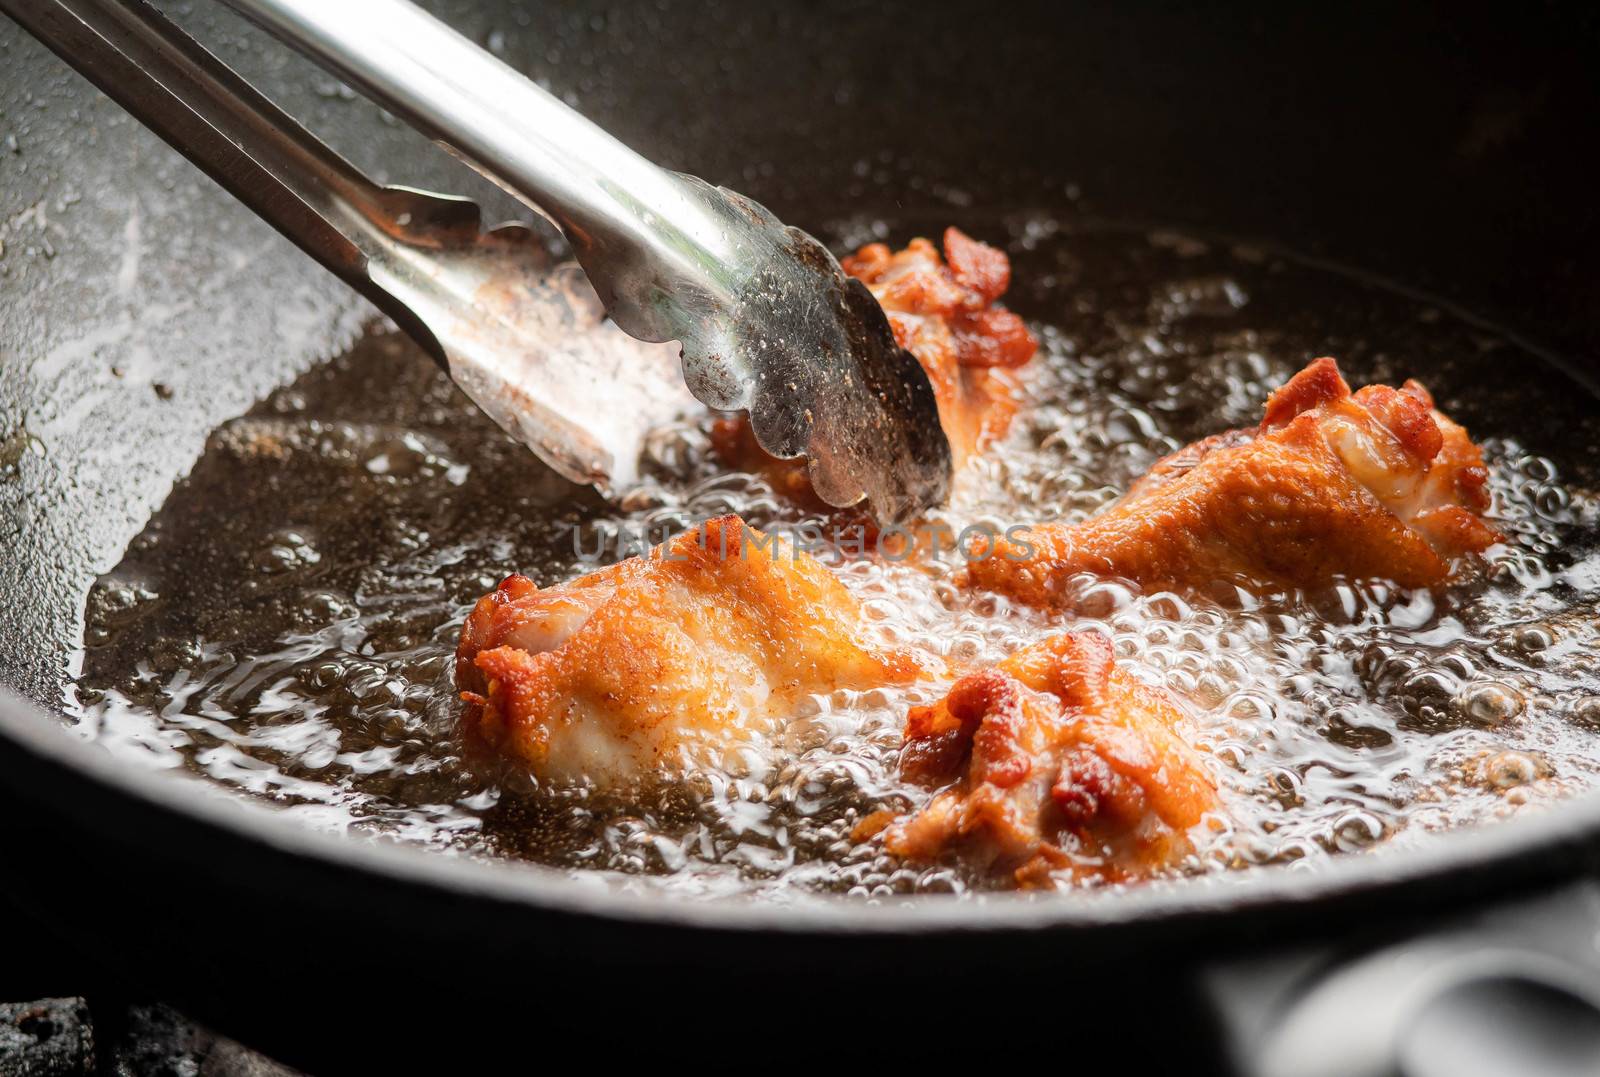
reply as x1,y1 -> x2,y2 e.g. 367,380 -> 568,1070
969,358 -> 1500,607
842,227 -> 1038,465
880,632 -> 1217,886
712,228 -> 1038,499
455,515 -> 921,789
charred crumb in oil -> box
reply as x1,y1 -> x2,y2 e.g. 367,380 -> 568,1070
66,221 -> 1600,898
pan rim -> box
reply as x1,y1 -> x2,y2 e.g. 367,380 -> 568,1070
4,682 -> 1597,938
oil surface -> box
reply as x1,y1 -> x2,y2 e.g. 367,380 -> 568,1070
70,217 -> 1600,898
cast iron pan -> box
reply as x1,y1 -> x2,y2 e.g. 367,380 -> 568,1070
4,2 -> 1600,1072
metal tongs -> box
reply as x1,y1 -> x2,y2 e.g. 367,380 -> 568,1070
2,0 -> 952,522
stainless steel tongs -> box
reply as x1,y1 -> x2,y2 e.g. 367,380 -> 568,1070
2,0 -> 953,522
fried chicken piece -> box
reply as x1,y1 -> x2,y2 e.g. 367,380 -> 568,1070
456,515 -> 922,789
711,228 -> 1038,502
969,358 -> 1500,607
880,632 -> 1216,886
843,227 -> 1039,464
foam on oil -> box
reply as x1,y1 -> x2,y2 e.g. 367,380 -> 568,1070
70,217 -> 1600,898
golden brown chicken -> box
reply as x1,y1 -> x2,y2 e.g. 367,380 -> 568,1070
968,358 -> 1500,607
875,632 -> 1217,887
456,515 -> 923,789
712,227 -> 1038,501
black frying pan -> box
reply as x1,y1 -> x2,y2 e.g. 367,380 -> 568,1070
5,2 -> 1600,1072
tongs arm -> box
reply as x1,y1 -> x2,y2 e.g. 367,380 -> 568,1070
221,0 -> 738,341
219,0 -> 954,522
3,0 -> 955,521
